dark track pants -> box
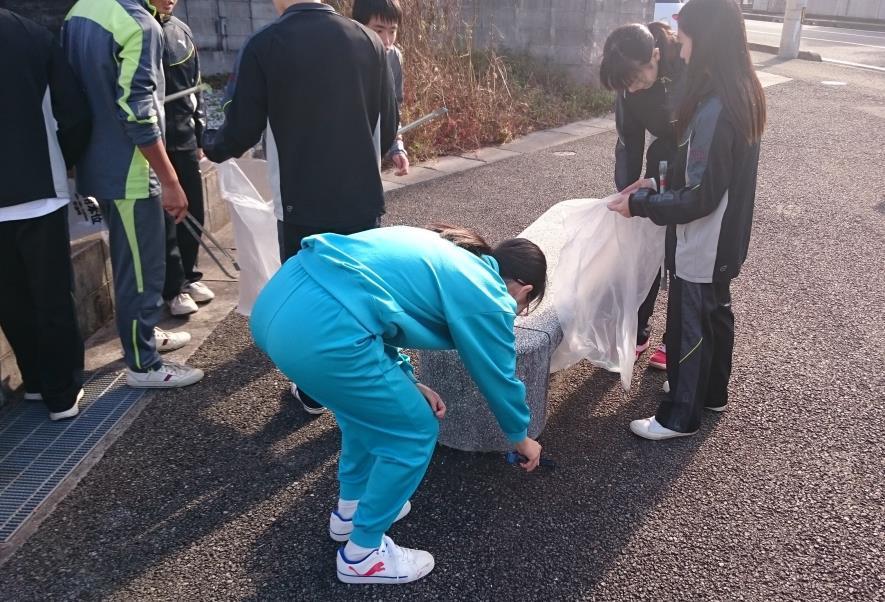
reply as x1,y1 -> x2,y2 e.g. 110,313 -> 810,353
163,149 -> 205,300
637,270 -> 662,346
658,276 -> 734,433
0,207 -> 84,412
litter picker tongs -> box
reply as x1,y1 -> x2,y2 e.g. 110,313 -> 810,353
397,107 -> 448,136
180,212 -> 240,279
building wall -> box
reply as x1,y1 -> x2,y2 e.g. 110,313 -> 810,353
3,1 -> 661,77
461,0 -> 653,85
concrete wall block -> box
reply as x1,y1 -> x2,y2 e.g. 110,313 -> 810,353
76,288 -> 115,340
71,236 -> 110,298
550,45 -> 594,67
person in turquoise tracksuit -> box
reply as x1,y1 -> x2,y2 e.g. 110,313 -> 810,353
251,224 -> 547,585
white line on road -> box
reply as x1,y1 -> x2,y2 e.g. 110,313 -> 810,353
748,22 -> 885,40
747,29 -> 885,49
821,58 -> 885,73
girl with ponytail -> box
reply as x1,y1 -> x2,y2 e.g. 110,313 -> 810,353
599,20 -> 686,371
608,0 -> 766,441
249,223 -> 546,584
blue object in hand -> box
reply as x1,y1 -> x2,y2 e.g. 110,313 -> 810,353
505,451 -> 557,470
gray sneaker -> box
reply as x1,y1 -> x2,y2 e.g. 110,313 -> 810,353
127,362 -> 204,388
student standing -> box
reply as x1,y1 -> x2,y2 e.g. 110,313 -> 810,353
608,0 -> 765,440
600,21 -> 686,371
63,0 -> 204,388
352,0 -> 410,175
150,0 -> 216,317
204,0 -> 399,414
250,225 -> 545,584
0,9 -> 91,420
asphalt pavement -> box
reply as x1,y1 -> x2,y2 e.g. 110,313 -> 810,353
746,19 -> 885,68
0,56 -> 882,601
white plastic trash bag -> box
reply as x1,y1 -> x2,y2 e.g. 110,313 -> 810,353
550,196 -> 665,390
215,159 -> 280,316
68,194 -> 106,241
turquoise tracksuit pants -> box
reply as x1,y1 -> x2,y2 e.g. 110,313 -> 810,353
251,260 -> 439,549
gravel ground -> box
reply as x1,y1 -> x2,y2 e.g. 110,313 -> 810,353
0,60 -> 883,601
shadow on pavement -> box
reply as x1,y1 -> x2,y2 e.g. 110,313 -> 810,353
240,359 -> 720,600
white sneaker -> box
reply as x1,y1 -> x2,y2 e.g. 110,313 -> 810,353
291,382 -> 327,415
126,361 -> 204,388
183,281 -> 215,303
168,293 -> 199,316
630,416 -> 697,440
154,327 -> 191,353
49,389 -> 85,421
337,535 -> 434,585
330,501 -> 412,542
24,391 -> 43,401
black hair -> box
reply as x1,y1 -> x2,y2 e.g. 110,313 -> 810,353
352,0 -> 403,26
599,22 -> 680,92
675,0 -> 766,143
426,224 -> 548,311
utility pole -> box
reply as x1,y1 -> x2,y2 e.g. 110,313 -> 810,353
779,0 -> 808,59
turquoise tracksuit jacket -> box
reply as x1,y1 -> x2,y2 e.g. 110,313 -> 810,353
297,226 -> 530,442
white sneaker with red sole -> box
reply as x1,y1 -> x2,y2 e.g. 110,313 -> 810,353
154,327 -> 191,353
126,361 -> 204,388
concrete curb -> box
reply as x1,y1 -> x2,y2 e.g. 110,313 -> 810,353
748,42 -> 823,62
381,115 -> 616,190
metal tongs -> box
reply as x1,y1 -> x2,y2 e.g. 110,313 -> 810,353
180,212 -> 240,279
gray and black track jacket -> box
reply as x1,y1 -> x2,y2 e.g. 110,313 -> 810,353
614,59 -> 685,191
629,95 -> 761,283
159,14 -> 205,152
62,0 -> 166,201
0,9 -> 91,208
203,3 -> 399,230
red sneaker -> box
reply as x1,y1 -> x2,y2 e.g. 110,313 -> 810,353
648,345 -> 667,370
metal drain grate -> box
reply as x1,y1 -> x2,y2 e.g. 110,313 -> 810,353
0,372 -> 145,543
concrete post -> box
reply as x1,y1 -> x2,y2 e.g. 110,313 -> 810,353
779,0 -> 808,59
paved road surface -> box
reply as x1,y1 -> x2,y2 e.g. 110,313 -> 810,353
0,56 -> 882,601
746,19 -> 885,68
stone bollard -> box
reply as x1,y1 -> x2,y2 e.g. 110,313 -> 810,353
418,203 -> 569,452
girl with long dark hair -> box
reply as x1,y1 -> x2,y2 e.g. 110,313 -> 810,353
608,0 -> 766,440
250,224 -> 546,583
599,21 -> 685,370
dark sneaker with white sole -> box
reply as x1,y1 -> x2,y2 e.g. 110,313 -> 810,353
49,388 -> 85,421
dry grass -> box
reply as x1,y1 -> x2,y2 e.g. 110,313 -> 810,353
330,0 -> 613,161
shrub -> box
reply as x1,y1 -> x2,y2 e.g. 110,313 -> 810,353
330,0 -> 613,161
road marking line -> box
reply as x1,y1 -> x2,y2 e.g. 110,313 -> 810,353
748,29 -> 885,49
821,58 -> 885,73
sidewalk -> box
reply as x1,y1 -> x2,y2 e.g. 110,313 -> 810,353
1,60 -> 882,600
